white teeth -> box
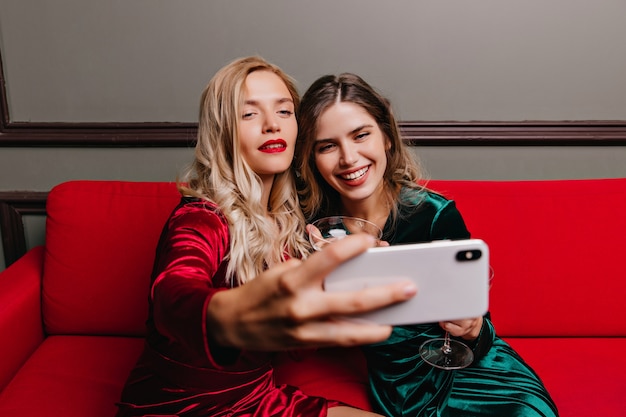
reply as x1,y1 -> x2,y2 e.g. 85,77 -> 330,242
263,143 -> 284,149
341,167 -> 368,180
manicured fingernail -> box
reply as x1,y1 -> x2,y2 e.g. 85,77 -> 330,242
404,283 -> 417,296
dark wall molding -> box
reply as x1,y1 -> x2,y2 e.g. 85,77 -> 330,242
401,121 -> 626,145
1,120 -> 626,147
0,192 -> 47,267
0,122 -> 199,147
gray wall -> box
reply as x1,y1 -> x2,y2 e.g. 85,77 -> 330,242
2,1 -> 626,122
1,1 -> 626,270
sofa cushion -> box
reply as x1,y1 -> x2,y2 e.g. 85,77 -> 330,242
43,181 -> 181,336
0,336 -> 144,417
428,179 -> 626,337
506,337 -> 626,417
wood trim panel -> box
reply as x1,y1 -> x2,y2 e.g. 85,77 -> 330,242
0,122 -> 198,147
400,121 -> 626,146
1,121 -> 625,147
0,192 -> 47,267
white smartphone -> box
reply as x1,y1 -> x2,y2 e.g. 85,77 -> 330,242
324,239 -> 490,326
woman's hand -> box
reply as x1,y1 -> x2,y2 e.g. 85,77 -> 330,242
440,316 -> 483,341
207,233 -> 417,351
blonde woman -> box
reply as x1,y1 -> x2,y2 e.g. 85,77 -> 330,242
116,57 -> 416,416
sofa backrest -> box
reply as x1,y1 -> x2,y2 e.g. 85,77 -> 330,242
428,178 -> 626,337
43,180 -> 181,336
41,178 -> 626,338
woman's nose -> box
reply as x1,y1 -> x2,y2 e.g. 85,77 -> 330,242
340,145 -> 358,166
263,114 -> 280,133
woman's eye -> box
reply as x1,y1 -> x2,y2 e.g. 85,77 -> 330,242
316,143 -> 336,153
242,112 -> 255,119
278,110 -> 293,117
355,131 -> 370,141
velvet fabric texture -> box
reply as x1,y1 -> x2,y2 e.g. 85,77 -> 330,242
116,197 -> 336,417
362,188 -> 559,417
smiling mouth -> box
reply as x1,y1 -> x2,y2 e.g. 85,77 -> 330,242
340,166 -> 369,181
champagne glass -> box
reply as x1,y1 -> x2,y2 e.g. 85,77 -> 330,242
419,265 -> 495,370
308,216 -> 382,251
419,331 -> 474,370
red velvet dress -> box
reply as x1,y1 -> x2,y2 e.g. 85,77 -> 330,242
116,198 -> 340,416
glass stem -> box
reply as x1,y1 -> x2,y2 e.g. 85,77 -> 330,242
442,332 -> 452,355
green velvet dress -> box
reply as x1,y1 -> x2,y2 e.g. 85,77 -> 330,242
362,188 -> 558,417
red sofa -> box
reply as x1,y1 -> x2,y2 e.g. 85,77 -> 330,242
1,179 -> 625,416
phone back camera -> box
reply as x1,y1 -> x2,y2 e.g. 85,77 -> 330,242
456,249 -> 482,262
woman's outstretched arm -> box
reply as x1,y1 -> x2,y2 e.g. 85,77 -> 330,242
207,233 -> 417,351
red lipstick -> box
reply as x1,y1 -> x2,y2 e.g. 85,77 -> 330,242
259,139 -> 287,153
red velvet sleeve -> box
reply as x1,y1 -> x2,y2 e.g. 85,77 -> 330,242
150,201 -> 233,368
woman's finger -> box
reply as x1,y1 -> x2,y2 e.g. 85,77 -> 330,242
295,234 -> 376,287
284,276 -> 416,327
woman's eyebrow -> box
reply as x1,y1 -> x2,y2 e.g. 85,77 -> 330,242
316,124 -> 374,142
350,124 -> 373,134
244,97 -> 293,105
315,137 -> 334,143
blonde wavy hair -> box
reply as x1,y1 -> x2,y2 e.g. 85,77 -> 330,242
295,73 -> 425,222
179,56 -> 310,286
